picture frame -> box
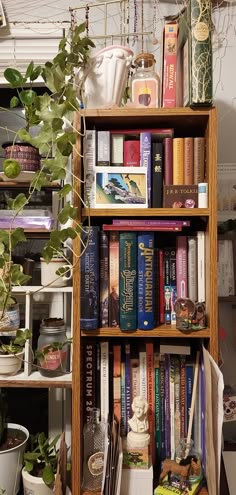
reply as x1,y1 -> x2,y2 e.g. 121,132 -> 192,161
95,166 -> 148,208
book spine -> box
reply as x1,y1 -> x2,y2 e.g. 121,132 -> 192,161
82,343 -> 96,425
119,232 -> 137,330
83,130 -> 96,208
140,132 -> 152,207
180,355 -> 186,438
97,131 -> 110,166
100,341 -> 109,423
124,139 -> 140,166
197,231 -> 205,302
131,357 -> 140,397
164,353 -> 171,459
159,249 -> 165,324
170,248 -> 177,324
169,355 -> 175,459
99,231 -> 109,327
137,232 -> 155,330
200,354 -> 206,472
80,226 -> 100,330
120,358 -> 126,437
113,219 -> 190,227
154,352 -> 160,460
95,342 -> 100,409
186,360 -> 194,435
187,236 -> 197,302
125,343 -> 132,433
111,133 -> 124,165
113,344 -> 121,423
184,137 -> 194,185
139,350 -> 147,400
160,353 -> 166,460
174,356 -> 181,452
163,137 -> 173,185
146,342 -> 155,463
103,224 -> 182,232
109,232 -> 119,327
164,248 -> 171,325
194,137 -> 205,183
173,138 -> 184,184
162,22 -> 178,108
176,235 -> 188,298
152,141 -> 164,208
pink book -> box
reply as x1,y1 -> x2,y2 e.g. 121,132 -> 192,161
176,236 -> 188,298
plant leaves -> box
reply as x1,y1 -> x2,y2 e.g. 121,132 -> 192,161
11,193 -> 28,211
10,96 -> 20,108
19,89 -> 37,106
4,68 -> 24,87
3,159 -> 21,179
57,184 -> 72,198
43,464 -> 55,486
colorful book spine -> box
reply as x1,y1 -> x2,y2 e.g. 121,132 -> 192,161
113,344 -> 121,423
197,231 -> 205,302
120,358 -> 126,437
125,343 -> 132,433
169,355 -> 175,459
188,236 -> 197,302
164,353 -> 171,459
194,137 -> 205,183
163,137 -> 173,185
109,232 -> 119,327
100,341 -> 109,423
173,137 -> 184,184
113,219 -> 190,227
103,224 -> 181,232
162,21 -> 178,108
139,349 -> 147,400
97,130 -> 110,166
82,342 -> 96,425
174,355 -> 181,453
119,232 -> 137,330
146,342 -> 155,463
159,249 -> 165,324
170,248 -> 177,324
186,359 -> 194,435
154,352 -> 161,460
83,130 -> 96,207
176,235 -> 188,298
164,248 -> 171,325
160,353 -> 166,460
152,141 -> 164,208
137,232 -> 155,330
184,137 -> 194,185
99,231 -> 109,327
180,355 -> 186,438
80,226 -> 100,330
124,139 -> 140,166
200,354 -> 206,472
140,132 -> 152,207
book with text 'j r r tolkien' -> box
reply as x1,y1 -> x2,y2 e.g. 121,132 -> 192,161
119,232 -> 137,331
80,226 -> 100,330
137,232 -> 155,330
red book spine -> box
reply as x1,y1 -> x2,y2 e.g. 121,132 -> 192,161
164,137 -> 173,185
113,344 -> 121,423
159,249 -> 165,324
124,140 -> 140,166
176,236 -> 188,298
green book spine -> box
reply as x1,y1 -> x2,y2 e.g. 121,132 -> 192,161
119,232 -> 137,331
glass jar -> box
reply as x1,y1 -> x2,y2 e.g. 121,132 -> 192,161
131,52 -> 160,108
37,318 -> 69,377
81,408 -> 106,492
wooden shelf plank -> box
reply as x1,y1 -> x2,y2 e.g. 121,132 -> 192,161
12,286 -> 73,293
81,326 -> 210,338
82,208 -> 209,218
0,370 -> 72,388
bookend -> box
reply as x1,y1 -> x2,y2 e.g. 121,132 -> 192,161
174,298 -> 206,331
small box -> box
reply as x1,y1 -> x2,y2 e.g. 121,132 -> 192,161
163,184 -> 198,208
120,462 -> 153,495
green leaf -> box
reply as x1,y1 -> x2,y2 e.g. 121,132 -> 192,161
30,171 -> 50,191
17,128 -> 32,143
0,242 -> 5,255
4,68 -> 24,87
10,96 -> 20,108
42,245 -> 54,263
52,118 -> 63,131
11,228 -> 26,248
19,89 -> 37,106
12,193 -> 28,211
58,202 -> 78,224
3,159 -> 21,179
43,465 -> 55,486
30,65 -> 41,81
57,184 -> 72,199
25,61 -> 34,79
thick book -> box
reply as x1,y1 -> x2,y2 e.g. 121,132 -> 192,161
109,232 -> 119,327
162,21 -> 178,108
140,131 -> 152,207
97,130 -> 110,166
188,236 -> 198,303
113,219 -> 190,227
99,231 -> 109,327
164,248 -> 172,325
154,352 -> 161,461
152,141 -> 164,208
120,358 -> 126,437
119,232 -> 137,330
163,137 -> 173,186
125,343 -> 132,433
170,248 -> 177,324
186,359 -> 194,435
174,355 -> 181,452
124,139 -> 140,167
164,353 -> 171,459
159,248 -> 165,324
173,138 -> 184,185
82,342 -> 96,425
184,137 -> 194,185
137,232 -> 155,330
80,226 -> 100,330
180,354 -> 186,438
197,231 -> 205,302
160,353 -> 166,460
169,355 -> 176,459
111,133 -> 124,165
83,130 -> 96,208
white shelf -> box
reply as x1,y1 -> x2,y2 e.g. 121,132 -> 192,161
12,286 -> 73,293
0,370 -> 72,388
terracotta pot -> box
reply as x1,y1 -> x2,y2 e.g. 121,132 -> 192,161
2,141 -> 40,172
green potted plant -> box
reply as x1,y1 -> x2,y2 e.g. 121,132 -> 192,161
0,390 -> 29,495
0,328 -> 31,375
22,431 -> 71,495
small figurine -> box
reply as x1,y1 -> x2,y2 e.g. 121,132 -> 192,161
127,396 -> 150,449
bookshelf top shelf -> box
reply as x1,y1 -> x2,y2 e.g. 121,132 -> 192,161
82,208 -> 209,218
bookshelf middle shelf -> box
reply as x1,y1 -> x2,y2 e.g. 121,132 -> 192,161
82,208 -> 210,218
81,326 -> 211,338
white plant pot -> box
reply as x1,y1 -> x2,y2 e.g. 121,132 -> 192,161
0,350 -> 24,375
22,469 -> 72,495
0,423 -> 29,495
40,258 -> 72,288
83,45 -> 133,108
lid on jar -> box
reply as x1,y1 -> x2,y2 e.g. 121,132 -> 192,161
135,52 -> 155,68
41,318 -> 65,328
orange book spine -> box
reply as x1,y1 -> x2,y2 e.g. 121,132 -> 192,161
146,342 -> 155,464
113,344 -> 121,423
173,138 -> 184,184
184,137 -> 194,185
194,137 -> 205,183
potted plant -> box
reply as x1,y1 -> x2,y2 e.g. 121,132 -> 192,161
0,390 -> 29,495
0,328 -> 31,375
22,431 -> 71,495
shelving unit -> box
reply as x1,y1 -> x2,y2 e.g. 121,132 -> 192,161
71,107 -> 218,494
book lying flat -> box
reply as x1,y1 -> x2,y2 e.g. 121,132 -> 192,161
102,225 -> 182,232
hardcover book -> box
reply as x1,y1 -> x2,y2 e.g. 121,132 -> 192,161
100,341 -> 109,423
163,185 -> 198,208
119,232 -> 137,330
124,139 -> 140,167
137,232 -> 155,330
162,21 -> 178,108
83,130 -> 96,208
146,342 -> 155,463
152,141 -> 164,208
176,235 -> 188,298
125,343 -> 132,433
113,344 -> 121,423
154,352 -> 161,460
95,166 -> 148,208
184,137 -> 194,185
99,231 -> 109,327
111,133 -> 124,165
163,137 -> 173,186
140,131 -> 152,207
113,219 -> 190,227
97,130 -> 110,166
82,342 -> 96,425
80,226 -> 100,330
109,232 -> 119,327
173,138 -> 184,185
194,137 -> 205,184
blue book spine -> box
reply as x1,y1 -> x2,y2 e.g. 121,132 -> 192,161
140,131 -> 152,207
138,232 -> 155,330
80,226 -> 100,330
119,232 -> 137,331
99,231 -> 109,327
125,343 -> 131,434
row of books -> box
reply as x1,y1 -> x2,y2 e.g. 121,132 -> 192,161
83,130 -> 206,208
82,340 -> 206,469
80,224 -> 205,331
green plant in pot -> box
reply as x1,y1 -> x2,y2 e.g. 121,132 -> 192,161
0,390 -> 29,495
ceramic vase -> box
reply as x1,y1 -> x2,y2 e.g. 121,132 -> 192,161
0,423 -> 29,495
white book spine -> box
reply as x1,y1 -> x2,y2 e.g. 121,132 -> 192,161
188,236 -> 198,302
139,351 -> 147,400
83,130 -> 96,208
197,231 -> 205,302
100,341 -> 109,422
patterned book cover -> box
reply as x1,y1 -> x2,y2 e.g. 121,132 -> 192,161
119,232 -> 137,331
180,354 -> 186,438
159,248 -> 165,324
154,476 -> 204,495
154,352 -> 161,461
113,344 -> 121,423
125,343 -> 132,433
131,356 -> 140,398
146,342 -> 155,463
138,232 -> 155,330
194,137 -> 205,184
160,353 -> 166,460
186,359 -> 194,435
152,141 -> 164,208
162,21 -> 178,108
109,231 -> 119,327
139,349 -> 147,401
163,137 -> 173,186
80,226 -> 100,330
100,341 -> 109,423
82,342 -> 96,425
164,353 -> 171,459
99,231 -> 109,327
140,131 -> 152,207
173,138 -> 184,185
176,235 -> 188,298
